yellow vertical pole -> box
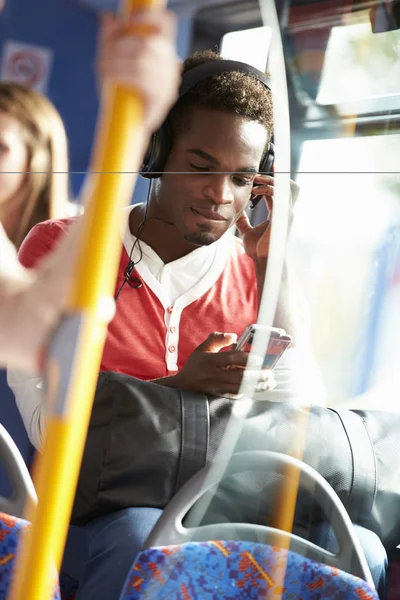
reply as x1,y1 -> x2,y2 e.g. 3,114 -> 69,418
266,407 -> 311,595
8,1 -> 164,599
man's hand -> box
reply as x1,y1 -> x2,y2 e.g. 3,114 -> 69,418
236,175 -> 274,262
237,176 -> 298,339
156,332 -> 275,397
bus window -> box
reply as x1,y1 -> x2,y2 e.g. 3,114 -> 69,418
220,26 -> 272,70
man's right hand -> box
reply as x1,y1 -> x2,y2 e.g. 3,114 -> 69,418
157,332 -> 275,397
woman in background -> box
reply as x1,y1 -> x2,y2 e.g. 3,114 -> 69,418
0,81 -> 78,250
0,8 -> 180,373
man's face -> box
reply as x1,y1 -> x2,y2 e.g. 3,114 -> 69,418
154,107 -> 268,246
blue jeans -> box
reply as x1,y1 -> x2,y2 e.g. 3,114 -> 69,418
60,507 -> 163,600
312,522 -> 388,598
60,508 -> 387,600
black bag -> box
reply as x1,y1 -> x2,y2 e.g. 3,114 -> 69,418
71,370 -> 400,551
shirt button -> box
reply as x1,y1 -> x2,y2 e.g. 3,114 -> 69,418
167,306 -> 173,314
170,326 -> 176,333
168,345 -> 176,353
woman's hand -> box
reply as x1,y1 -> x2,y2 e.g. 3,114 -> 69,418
97,9 -> 181,134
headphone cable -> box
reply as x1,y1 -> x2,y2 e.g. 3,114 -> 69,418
115,189 -> 150,301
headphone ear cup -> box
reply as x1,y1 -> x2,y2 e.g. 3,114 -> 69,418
141,135 -> 157,178
141,120 -> 172,179
260,141 -> 275,175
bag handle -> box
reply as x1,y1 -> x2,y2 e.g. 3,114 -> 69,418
174,391 -> 209,493
331,409 -> 377,522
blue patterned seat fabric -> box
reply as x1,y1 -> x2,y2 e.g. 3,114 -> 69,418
121,540 -> 379,600
0,513 -> 379,600
0,511 -> 61,600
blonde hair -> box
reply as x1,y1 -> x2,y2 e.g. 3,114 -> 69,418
0,82 -> 71,248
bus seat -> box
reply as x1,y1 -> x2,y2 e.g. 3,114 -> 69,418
0,426 -> 59,599
0,422 -> 37,518
0,512 -> 61,600
120,540 -> 378,599
0,370 -> 34,498
119,451 -> 378,599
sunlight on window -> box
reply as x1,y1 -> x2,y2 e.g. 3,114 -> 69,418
220,26 -> 272,72
288,134 -> 400,406
292,136 -> 400,247
317,16 -> 400,113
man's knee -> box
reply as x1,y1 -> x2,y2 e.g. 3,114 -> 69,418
353,525 -> 388,597
61,507 -> 163,600
85,507 -> 163,552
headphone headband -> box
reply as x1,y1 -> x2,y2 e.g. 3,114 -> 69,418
178,60 -> 272,97
141,58 -> 274,184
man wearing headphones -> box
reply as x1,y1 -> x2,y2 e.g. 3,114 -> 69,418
8,41 -> 295,598
8,37 -> 387,600
11,51 -> 292,444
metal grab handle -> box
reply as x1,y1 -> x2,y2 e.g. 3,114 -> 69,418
145,450 -> 374,588
0,424 -> 37,518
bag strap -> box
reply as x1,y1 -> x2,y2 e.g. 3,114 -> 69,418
330,409 -> 377,522
174,391 -> 210,493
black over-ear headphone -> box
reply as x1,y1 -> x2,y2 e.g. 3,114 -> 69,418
140,59 -> 275,183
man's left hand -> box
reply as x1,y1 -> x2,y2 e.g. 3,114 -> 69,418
236,174 -> 274,262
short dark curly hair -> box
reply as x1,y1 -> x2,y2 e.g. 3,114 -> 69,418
169,50 -> 274,142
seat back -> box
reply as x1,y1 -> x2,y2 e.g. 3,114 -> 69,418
0,422 -> 37,518
120,540 -> 378,599
0,376 -> 37,518
145,451 -> 374,585
0,512 -> 61,599
0,371 -> 35,495
120,451 -> 379,599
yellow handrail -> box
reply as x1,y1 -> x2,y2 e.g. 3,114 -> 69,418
8,1 -> 163,598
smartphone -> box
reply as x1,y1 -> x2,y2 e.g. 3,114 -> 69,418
250,192 -> 263,209
236,324 -> 292,369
